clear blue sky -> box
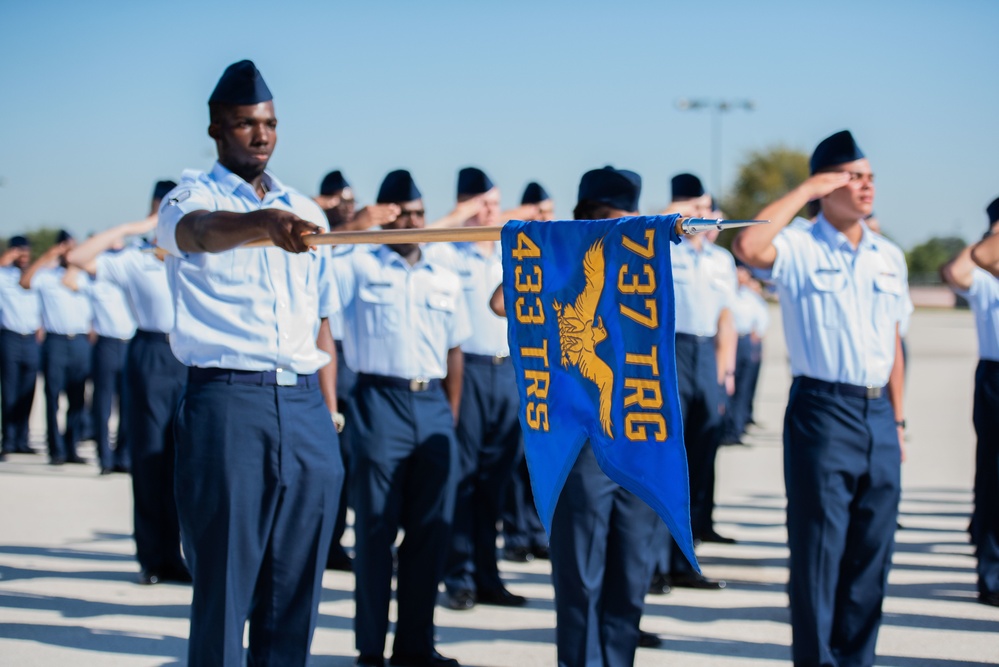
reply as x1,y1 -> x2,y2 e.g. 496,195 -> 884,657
1,0 -> 997,250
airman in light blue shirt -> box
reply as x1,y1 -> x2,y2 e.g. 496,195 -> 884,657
79,273 -> 137,341
31,267 -> 93,336
423,241 -> 506,357
335,244 -> 470,379
0,266 -> 41,335
770,214 -> 907,387
158,161 -> 336,373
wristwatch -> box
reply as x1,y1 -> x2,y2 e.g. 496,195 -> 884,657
895,419 -> 906,429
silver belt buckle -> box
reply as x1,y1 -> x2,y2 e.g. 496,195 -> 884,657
276,368 -> 298,386
409,378 -> 429,392
865,386 -> 882,399
493,355 -> 507,365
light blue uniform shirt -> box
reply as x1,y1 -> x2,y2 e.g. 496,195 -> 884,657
424,241 -> 508,356
956,269 -> 999,362
0,267 -> 41,334
157,162 -> 336,373
334,245 -> 471,379
671,237 -> 737,337
771,214 -> 908,387
80,272 -> 137,340
33,267 -> 93,335
97,247 -> 175,333
731,285 -> 770,337
327,245 -> 356,341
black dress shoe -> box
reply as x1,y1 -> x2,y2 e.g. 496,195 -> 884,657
446,589 -> 475,610
637,630 -> 662,648
389,649 -> 459,667
502,546 -> 534,562
138,569 -> 162,585
49,457 -> 65,466
979,590 -> 999,607
668,572 -> 726,589
648,573 -> 672,595
326,547 -> 354,571
100,467 -> 114,476
65,456 -> 86,464
357,654 -> 385,667
160,565 -> 193,584
476,587 -> 526,607
531,545 -> 550,560
111,464 -> 130,474
15,446 -> 35,454
697,529 -> 737,544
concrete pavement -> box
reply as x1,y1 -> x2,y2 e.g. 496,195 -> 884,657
1,306 -> 997,665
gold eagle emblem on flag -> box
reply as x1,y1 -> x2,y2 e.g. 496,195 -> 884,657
552,238 -> 614,437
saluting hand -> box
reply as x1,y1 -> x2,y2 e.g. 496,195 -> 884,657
353,203 -> 401,229
802,171 -> 852,201
257,210 -> 323,253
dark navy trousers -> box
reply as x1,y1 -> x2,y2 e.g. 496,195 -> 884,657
92,335 -> 129,469
126,331 -> 185,574
973,360 -> 999,596
656,333 -> 723,575
501,454 -> 547,551
0,329 -> 40,453
42,333 -> 91,462
329,339 -> 357,564
348,377 -> 457,659
723,334 -> 757,441
445,355 -> 522,594
174,369 -> 342,667
549,443 -> 659,667
784,377 -> 900,667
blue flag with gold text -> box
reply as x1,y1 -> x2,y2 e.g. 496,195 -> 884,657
501,215 -> 698,571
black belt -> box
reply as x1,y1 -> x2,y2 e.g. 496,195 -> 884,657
46,332 -> 87,340
357,373 -> 442,393
464,353 -> 510,366
0,329 -> 36,339
134,329 -> 170,344
797,376 -> 885,400
188,367 -> 318,388
981,359 -> 999,372
675,332 -> 714,344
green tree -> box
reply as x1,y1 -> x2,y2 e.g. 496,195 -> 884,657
716,145 -> 810,249
906,236 -> 966,283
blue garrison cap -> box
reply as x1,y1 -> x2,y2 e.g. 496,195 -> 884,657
987,197 -> 999,225
8,235 -> 29,248
320,170 -> 350,195
208,60 -> 273,106
671,173 -> 705,200
810,130 -> 865,174
152,180 -> 177,201
457,167 -> 495,197
521,181 -> 551,205
55,230 -> 73,244
377,170 -> 422,204
577,166 -> 642,212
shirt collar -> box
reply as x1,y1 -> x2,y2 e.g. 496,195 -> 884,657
210,161 -> 288,202
375,244 -> 437,272
814,213 -> 878,253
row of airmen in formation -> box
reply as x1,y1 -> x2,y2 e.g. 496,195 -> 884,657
2,60 -> 997,667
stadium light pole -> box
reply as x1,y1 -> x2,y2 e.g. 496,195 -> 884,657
676,98 -> 755,201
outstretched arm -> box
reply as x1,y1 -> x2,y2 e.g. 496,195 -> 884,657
66,214 -> 157,275
173,209 -> 322,254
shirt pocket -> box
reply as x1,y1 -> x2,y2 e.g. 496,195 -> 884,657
358,283 -> 398,338
672,262 -> 692,285
807,270 -> 848,329
201,252 -> 247,286
872,273 -> 903,332
423,290 -> 457,339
